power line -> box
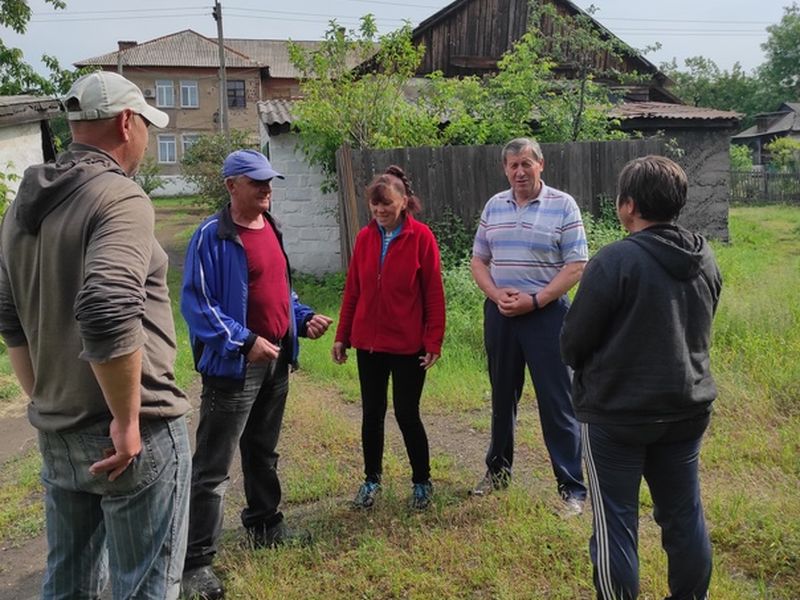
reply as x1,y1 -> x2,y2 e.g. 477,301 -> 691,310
597,16 -> 774,26
30,12 -> 210,23
225,6 -> 411,24
31,6 -> 207,16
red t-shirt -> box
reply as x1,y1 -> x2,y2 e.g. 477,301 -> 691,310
237,222 -> 290,343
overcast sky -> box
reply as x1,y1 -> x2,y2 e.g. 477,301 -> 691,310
2,0 -> 791,77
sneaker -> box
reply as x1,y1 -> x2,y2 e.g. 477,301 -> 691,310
469,470 -> 510,496
247,520 -> 312,549
559,489 -> 586,518
352,481 -> 381,509
410,481 -> 433,510
181,566 -> 224,600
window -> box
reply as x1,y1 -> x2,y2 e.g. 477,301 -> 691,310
155,80 -> 174,108
182,133 -> 201,156
227,80 -> 246,108
157,134 -> 176,163
180,80 -> 199,108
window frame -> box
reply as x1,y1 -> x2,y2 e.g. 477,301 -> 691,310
155,80 -> 174,108
180,80 -> 199,108
157,134 -> 177,164
226,80 -> 246,109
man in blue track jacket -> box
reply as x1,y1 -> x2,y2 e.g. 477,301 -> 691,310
180,149 -> 332,599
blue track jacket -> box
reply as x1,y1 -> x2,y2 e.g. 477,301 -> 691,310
181,204 -> 314,388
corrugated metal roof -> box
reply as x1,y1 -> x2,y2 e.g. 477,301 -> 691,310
733,107 -> 800,139
75,30 -> 260,69
0,95 -> 61,125
611,102 -> 741,121
258,99 -> 296,125
225,40 -> 321,78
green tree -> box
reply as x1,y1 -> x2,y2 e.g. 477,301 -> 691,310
662,57 -> 766,126
760,2 -> 800,107
729,144 -> 754,171
0,1 -> 84,95
181,129 -> 258,210
289,16 -> 439,192
530,4 -> 630,142
765,137 -> 800,172
134,155 -> 166,196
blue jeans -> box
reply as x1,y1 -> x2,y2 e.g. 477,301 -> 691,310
38,416 -> 191,600
185,356 -> 289,570
582,416 -> 712,600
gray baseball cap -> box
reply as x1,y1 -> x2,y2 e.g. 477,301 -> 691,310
64,71 -> 169,128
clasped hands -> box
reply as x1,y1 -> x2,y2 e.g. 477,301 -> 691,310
493,287 -> 538,317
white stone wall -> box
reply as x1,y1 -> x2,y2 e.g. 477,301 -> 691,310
0,122 -> 44,196
149,175 -> 198,197
267,133 -> 342,275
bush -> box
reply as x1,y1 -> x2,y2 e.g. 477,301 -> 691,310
181,129 -> 258,210
427,208 -> 477,270
730,144 -> 754,171
134,155 -> 165,196
0,162 -> 20,216
584,195 -> 625,255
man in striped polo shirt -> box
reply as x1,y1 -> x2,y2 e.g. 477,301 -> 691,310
470,137 -> 588,516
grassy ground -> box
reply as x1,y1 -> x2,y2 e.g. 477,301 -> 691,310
0,205 -> 797,598
281,205 -> 800,599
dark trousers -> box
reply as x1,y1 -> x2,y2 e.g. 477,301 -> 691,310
185,355 -> 289,570
356,350 -> 430,484
582,416 -> 712,600
483,298 -> 585,497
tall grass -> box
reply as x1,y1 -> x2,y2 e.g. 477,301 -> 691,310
290,206 -> 800,598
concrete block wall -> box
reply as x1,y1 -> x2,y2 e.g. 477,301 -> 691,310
268,133 -> 342,275
0,122 -> 44,196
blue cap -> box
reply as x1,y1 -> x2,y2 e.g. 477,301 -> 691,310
222,149 -> 284,181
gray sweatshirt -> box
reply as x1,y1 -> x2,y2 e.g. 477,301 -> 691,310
561,224 -> 722,425
0,143 -> 189,432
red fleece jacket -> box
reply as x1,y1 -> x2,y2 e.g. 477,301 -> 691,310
335,214 -> 446,355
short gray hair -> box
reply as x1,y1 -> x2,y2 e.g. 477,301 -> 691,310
502,137 -> 543,164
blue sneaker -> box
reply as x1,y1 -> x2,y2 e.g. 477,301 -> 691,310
410,481 -> 433,510
352,481 -> 381,509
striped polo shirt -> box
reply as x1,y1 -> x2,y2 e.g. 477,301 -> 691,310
472,182 -> 588,294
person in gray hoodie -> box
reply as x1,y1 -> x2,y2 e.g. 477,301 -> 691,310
560,155 -> 722,600
0,72 -> 191,599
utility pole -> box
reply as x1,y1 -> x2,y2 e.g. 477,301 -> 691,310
213,0 -> 229,136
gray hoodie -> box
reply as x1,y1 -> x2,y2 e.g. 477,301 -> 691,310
0,144 -> 189,432
560,224 -> 722,425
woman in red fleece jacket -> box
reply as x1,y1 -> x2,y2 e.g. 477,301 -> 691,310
332,165 -> 446,510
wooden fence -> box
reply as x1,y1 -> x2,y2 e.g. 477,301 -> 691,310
730,170 -> 800,205
336,138 -> 664,265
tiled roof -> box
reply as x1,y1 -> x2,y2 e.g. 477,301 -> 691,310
75,30 -> 260,69
258,99 -> 296,125
611,102 -> 741,121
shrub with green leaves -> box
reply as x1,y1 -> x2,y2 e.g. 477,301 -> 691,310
181,129 -> 258,210
134,155 -> 166,196
730,144 -> 754,171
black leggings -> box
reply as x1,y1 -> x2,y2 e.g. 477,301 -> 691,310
356,350 -> 430,484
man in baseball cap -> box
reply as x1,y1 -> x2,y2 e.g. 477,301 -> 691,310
64,70 -> 169,128
222,149 -> 285,181
180,148 -> 333,598
0,71 -> 190,597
